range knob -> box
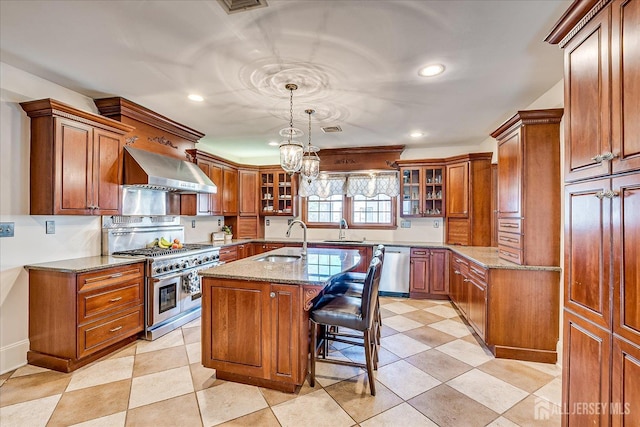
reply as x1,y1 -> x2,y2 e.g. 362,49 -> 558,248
181,262 -> 188,269
155,268 -> 163,274
163,266 -> 170,272
174,263 -> 181,270
203,256 -> 210,262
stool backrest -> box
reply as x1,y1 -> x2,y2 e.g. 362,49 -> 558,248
361,257 -> 382,328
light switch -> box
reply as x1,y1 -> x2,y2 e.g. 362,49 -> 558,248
45,221 -> 55,234
0,222 -> 14,237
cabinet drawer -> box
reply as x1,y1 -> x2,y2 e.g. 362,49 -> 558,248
498,218 -> 522,234
219,245 -> 238,262
77,263 -> 144,292
78,306 -> 143,358
451,255 -> 469,276
410,248 -> 430,257
499,246 -> 523,264
468,262 -> 488,284
497,231 -> 522,249
78,280 -> 143,324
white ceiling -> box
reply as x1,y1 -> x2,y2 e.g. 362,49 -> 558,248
0,0 -> 569,164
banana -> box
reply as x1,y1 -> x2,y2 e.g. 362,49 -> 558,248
159,237 -> 172,248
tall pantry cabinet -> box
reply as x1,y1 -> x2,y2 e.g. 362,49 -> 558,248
547,0 -> 640,425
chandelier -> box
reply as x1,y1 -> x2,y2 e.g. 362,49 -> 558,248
279,83 -> 304,175
300,109 -> 320,184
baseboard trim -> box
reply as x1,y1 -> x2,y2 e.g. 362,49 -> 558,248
1,339 -> 29,374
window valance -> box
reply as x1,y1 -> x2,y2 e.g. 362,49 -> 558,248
299,172 -> 399,198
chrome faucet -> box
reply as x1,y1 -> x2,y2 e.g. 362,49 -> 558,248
286,219 -> 308,257
338,218 -> 348,240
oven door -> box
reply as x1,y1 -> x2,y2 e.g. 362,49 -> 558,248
150,273 -> 182,327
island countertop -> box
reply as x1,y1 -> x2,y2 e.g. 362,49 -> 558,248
199,246 -> 361,286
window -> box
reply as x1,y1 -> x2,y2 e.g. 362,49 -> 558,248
352,194 -> 393,224
306,194 -> 343,225
301,172 -> 398,229
304,194 -> 396,229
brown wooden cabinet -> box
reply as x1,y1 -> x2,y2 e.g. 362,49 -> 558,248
239,169 -> 259,216
409,248 -> 448,299
20,99 -> 133,215
182,150 -> 237,216
219,245 -> 238,263
398,164 -> 445,217
201,278 -> 308,392
449,252 -> 559,362
445,153 -> 493,246
259,169 -> 298,216
492,109 -> 563,266
547,1 -> 640,423
27,262 -> 144,372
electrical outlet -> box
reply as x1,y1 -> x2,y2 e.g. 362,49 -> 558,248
218,219 -> 221,226
288,219 -> 293,225
266,219 -> 270,226
433,220 -> 440,228
191,220 -> 196,228
400,220 -> 411,228
45,220 -> 55,234
0,222 -> 15,237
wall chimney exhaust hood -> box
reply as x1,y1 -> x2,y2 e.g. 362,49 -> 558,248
123,146 -> 217,194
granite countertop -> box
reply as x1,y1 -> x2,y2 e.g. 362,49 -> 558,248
210,238 -> 559,271
199,246 -> 362,286
24,256 -> 145,273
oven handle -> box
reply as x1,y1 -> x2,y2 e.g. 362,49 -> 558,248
152,272 -> 184,282
151,264 -> 220,282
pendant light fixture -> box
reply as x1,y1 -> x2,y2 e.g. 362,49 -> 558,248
300,109 -> 320,184
279,83 -> 304,175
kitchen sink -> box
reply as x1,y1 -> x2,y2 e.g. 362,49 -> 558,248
323,240 -> 365,243
255,255 -> 302,263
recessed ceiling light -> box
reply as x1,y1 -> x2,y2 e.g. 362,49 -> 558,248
188,94 -> 204,102
410,131 -> 424,138
268,141 -> 279,146
418,64 -> 445,77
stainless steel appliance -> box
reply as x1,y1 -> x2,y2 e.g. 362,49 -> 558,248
379,246 -> 410,296
103,216 -> 221,340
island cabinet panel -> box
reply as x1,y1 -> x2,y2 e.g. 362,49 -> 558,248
207,282 -> 268,375
202,277 -> 306,392
270,284 -> 301,381
28,262 -> 144,372
20,99 -> 133,216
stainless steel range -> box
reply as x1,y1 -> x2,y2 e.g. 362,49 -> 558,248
103,216 -> 220,340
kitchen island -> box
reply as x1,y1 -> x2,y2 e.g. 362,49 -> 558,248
199,246 -> 361,392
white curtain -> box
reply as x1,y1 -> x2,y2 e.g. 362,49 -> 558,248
299,174 -> 347,198
346,173 -> 399,197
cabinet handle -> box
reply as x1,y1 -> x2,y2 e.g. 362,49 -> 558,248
595,191 -> 606,199
591,151 -> 619,163
499,236 -> 518,243
470,267 -> 484,275
500,250 -> 518,259
110,273 -> 123,279
454,258 -> 464,263
270,292 -> 276,298
501,223 -> 519,228
604,190 -> 619,199
109,297 -> 123,302
109,326 -> 123,333
463,278 -> 470,282
413,251 -> 427,255
454,270 -> 461,275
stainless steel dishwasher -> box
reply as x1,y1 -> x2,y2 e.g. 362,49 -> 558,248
379,246 -> 410,297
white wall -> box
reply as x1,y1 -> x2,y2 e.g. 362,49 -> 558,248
0,59 -> 564,373
0,62 -> 106,373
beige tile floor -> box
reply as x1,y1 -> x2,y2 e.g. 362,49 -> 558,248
0,298 -> 562,426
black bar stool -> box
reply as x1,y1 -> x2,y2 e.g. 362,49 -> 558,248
309,257 -> 382,395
